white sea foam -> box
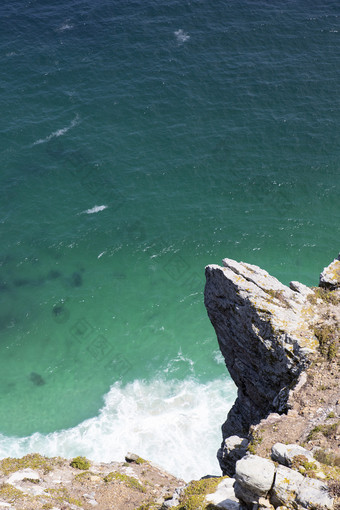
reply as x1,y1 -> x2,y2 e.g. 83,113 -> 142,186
0,377 -> 236,481
32,115 -> 79,146
81,205 -> 108,214
174,29 -> 190,44
213,350 -> 225,365
163,350 -> 195,375
57,21 -> 74,32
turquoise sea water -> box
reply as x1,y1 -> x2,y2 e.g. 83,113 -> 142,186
0,0 -> 339,480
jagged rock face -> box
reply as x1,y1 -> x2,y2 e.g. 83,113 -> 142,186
204,258 -> 319,472
319,253 -> 340,290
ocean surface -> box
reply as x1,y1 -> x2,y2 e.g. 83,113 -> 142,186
0,0 -> 339,480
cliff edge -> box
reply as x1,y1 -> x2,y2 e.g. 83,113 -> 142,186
204,254 -> 340,477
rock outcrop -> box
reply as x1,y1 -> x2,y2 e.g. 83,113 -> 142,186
234,450 -> 334,509
204,255 -> 340,478
0,453 -> 184,510
320,253 -> 340,290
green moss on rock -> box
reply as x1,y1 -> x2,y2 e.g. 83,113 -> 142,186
104,471 -> 146,492
0,453 -> 57,475
307,287 -> 340,305
0,483 -> 25,502
313,324 -> 339,361
173,477 -> 226,510
70,456 -> 91,470
307,422 -> 340,441
46,487 -> 83,507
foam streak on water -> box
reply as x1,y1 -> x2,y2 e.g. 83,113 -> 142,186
31,115 -> 80,146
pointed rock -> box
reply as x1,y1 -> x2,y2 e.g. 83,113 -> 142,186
319,254 -> 340,290
204,257 -> 319,473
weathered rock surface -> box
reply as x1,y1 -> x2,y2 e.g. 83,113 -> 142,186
217,435 -> 249,476
296,477 -> 334,510
271,443 -> 314,467
319,254 -> 340,290
233,453 -> 334,510
204,254 -> 340,509
234,455 -> 275,504
204,257 -> 319,472
205,477 -> 240,510
0,453 -> 184,510
270,464 -> 304,507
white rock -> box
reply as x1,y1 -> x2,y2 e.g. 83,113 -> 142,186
319,254 -> 340,290
291,372 -> 308,394
270,465 -> 304,507
235,455 -> 275,500
83,493 -> 98,506
205,477 -> 241,510
224,436 -> 249,454
5,468 -> 45,496
271,443 -> 314,467
297,477 -> 334,509
162,487 -> 181,508
289,281 -> 314,296
6,468 -> 40,484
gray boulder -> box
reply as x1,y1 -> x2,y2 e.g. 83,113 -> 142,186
271,443 -> 314,467
234,455 -> 275,504
270,465 -> 334,509
297,477 -> 334,509
270,465 -> 304,507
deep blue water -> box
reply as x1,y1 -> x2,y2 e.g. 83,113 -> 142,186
0,0 -> 339,479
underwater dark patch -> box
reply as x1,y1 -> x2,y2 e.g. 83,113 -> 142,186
71,271 -> 83,287
52,302 -> 70,323
29,372 -> 45,386
48,270 -> 62,279
13,278 -> 30,287
53,304 -> 63,316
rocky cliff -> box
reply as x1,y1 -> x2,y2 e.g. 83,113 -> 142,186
204,254 -> 340,489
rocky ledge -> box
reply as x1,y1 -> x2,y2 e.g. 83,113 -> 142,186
0,452 -> 184,509
203,253 -> 340,509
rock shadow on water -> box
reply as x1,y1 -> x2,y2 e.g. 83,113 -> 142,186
29,372 -> 46,386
